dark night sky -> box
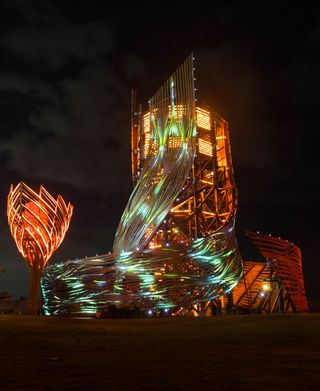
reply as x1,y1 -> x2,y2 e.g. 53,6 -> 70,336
0,1 -> 319,301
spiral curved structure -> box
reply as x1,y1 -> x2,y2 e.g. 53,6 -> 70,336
42,54 -> 243,315
114,58 -> 197,256
8,182 -> 73,314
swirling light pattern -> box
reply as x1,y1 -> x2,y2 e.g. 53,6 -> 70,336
114,57 -> 197,256
8,182 -> 73,314
42,54 -> 242,316
42,255 -> 116,316
115,221 -> 241,310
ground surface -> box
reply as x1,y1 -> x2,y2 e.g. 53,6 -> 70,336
0,314 -> 319,390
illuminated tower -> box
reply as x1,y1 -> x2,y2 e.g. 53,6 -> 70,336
114,54 -> 242,310
41,54 -> 242,316
7,182 -> 73,314
41,55 -> 307,316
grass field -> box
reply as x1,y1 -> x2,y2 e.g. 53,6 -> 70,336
0,314 -> 319,390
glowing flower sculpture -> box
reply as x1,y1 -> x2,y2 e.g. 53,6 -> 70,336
7,182 -> 73,314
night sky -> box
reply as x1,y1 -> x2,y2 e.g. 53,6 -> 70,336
0,1 -> 319,302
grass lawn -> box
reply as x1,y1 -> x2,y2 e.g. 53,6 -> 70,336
0,314 -> 319,390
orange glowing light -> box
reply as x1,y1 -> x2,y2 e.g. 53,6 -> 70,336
142,112 -> 151,159
198,138 -> 213,156
7,182 -> 73,314
196,107 -> 211,130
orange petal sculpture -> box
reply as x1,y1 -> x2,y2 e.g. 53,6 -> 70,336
7,182 -> 73,314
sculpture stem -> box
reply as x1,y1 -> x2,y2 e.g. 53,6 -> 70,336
29,267 -> 41,315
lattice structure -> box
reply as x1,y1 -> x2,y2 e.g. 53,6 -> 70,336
7,182 -> 73,314
131,101 -> 237,244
